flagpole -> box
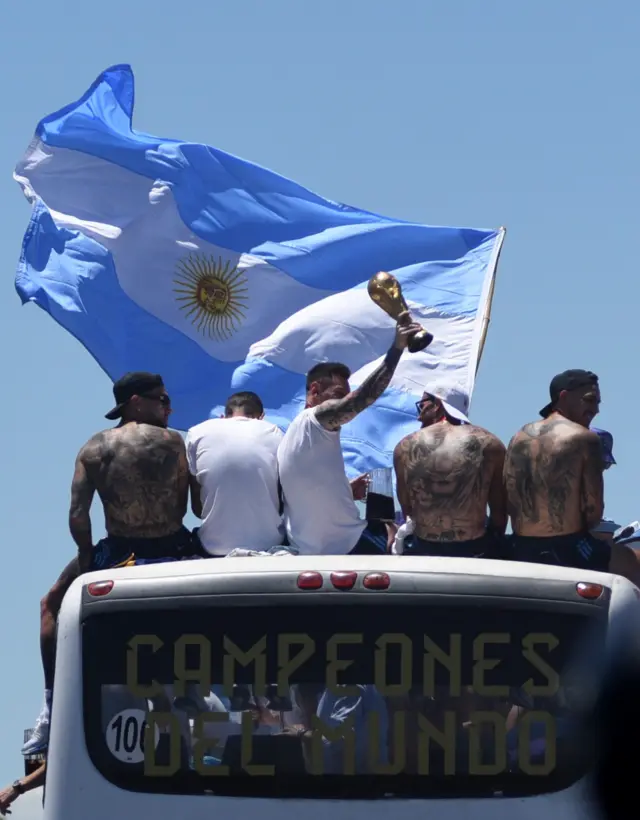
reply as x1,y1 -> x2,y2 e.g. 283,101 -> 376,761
475,226 -> 506,375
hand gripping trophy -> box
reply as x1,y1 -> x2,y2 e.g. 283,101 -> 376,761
367,271 -> 433,353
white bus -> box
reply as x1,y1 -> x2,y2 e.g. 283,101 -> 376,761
42,555 -> 639,820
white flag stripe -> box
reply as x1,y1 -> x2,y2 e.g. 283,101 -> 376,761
16,144 -> 336,363
348,311 -> 477,395
250,290 -> 477,388
16,140 -> 157,227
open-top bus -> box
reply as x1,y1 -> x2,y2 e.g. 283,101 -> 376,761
41,554 -> 639,820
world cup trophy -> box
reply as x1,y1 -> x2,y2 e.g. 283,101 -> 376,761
367,271 -> 433,353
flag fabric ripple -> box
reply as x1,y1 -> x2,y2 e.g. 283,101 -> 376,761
14,64 -> 505,476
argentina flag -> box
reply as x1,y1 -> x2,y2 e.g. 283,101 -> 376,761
14,64 -> 505,476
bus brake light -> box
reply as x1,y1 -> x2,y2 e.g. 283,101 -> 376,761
330,572 -> 358,590
363,572 -> 390,590
87,580 -> 114,597
297,572 -> 323,589
576,582 -> 603,599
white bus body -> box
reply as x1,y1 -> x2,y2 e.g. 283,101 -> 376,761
42,555 -> 640,820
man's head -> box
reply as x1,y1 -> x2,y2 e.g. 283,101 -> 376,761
539,369 -> 600,427
305,362 -> 351,408
105,372 -> 171,428
415,389 -> 468,428
416,392 -> 449,427
224,391 -> 264,419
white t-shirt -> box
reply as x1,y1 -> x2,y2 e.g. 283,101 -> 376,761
277,408 -> 365,555
186,417 -> 284,555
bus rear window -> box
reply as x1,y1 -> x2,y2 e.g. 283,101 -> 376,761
82,601 -> 604,798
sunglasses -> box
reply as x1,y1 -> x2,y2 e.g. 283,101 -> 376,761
138,392 -> 172,407
415,395 -> 434,413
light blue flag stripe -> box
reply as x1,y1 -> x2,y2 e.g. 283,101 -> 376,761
33,64 -> 493,302
15,64 -> 504,478
17,201 -> 237,426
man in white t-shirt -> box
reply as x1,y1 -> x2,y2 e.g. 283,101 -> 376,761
186,391 -> 285,555
277,312 -> 421,555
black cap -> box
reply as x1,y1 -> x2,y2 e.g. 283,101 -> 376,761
539,369 -> 599,418
105,372 -> 164,420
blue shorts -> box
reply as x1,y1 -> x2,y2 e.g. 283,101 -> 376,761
90,526 -> 204,570
349,522 -> 390,554
510,532 -> 611,571
404,531 -> 504,559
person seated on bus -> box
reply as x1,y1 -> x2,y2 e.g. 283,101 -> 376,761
393,387 -> 508,558
589,429 -> 620,547
385,685 -> 498,775
22,372 -> 202,757
504,369 -> 640,583
283,684 -> 388,774
185,391 -> 285,555
277,313 -> 421,556
385,688 -> 438,774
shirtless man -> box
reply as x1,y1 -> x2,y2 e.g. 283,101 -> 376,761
23,371 -> 199,756
504,369 -> 640,582
393,389 -> 507,558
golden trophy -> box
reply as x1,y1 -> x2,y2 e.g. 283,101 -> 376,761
367,271 -> 433,353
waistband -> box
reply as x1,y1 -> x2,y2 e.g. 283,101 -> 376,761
409,531 -> 501,559
511,531 -> 591,546
103,526 -> 193,558
414,531 -> 496,548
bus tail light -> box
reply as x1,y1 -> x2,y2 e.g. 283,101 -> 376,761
87,580 -> 114,597
363,572 -> 390,590
297,572 -> 323,590
330,572 -> 358,590
576,582 -> 603,599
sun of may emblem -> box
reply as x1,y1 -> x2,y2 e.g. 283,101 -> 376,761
173,253 -> 249,340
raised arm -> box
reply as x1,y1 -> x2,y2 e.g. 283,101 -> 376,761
69,442 -> 97,573
487,437 -> 508,536
581,431 -> 605,530
315,314 -> 422,431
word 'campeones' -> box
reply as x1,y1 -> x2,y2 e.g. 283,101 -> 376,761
125,631 -> 561,699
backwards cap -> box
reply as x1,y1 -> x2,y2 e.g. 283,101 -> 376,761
105,372 -> 164,420
539,369 -> 599,419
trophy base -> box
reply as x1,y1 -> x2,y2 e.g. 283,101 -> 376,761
408,330 -> 433,353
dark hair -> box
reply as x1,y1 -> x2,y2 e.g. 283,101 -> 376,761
224,391 -> 264,418
306,362 -> 351,391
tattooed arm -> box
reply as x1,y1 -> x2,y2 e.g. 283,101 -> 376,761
581,430 -> 605,530
315,314 -> 421,431
393,437 -> 413,519
69,442 -> 97,573
487,437 -> 508,535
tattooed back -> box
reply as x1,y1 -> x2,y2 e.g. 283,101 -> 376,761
394,424 -> 504,542
504,417 -> 604,537
79,423 -> 189,538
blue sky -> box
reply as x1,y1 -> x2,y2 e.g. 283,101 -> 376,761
1,0 -> 638,802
